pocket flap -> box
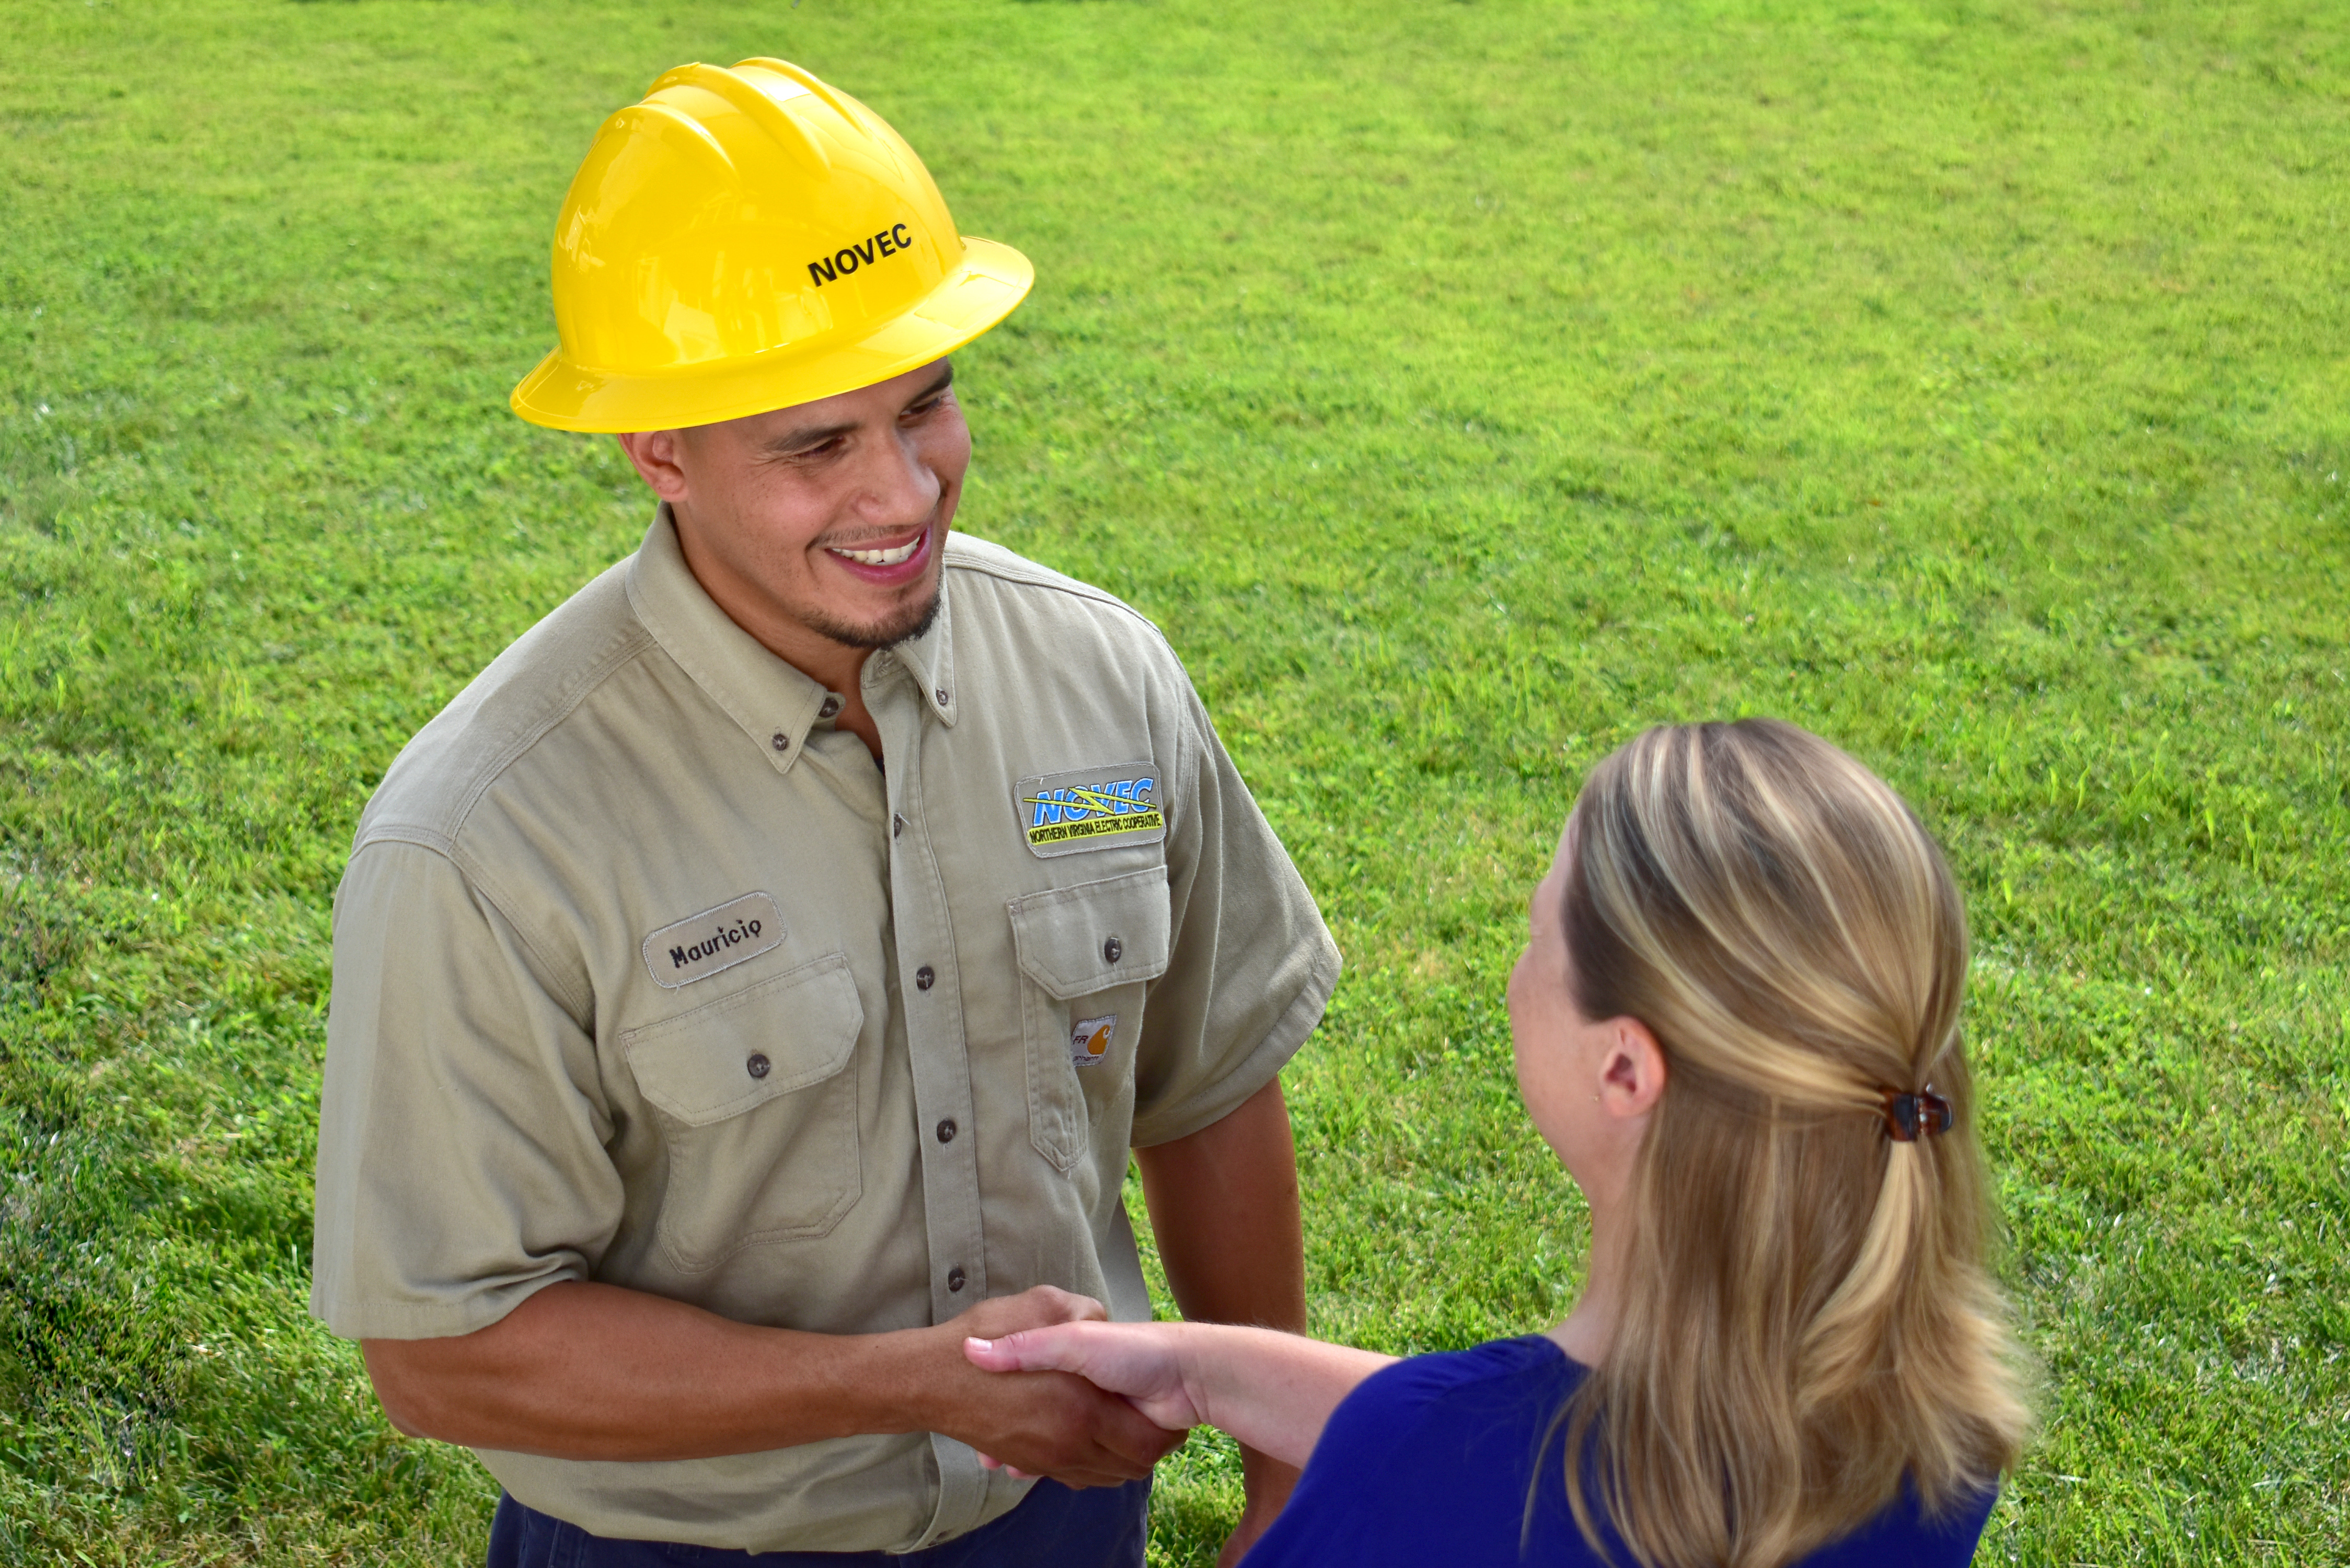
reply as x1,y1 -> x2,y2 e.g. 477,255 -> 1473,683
623,954 -> 862,1127
1009,866 -> 1172,1001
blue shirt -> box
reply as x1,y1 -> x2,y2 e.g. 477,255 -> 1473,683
1241,1336 -> 1996,1567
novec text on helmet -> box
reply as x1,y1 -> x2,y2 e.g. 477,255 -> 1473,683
807,224 -> 916,288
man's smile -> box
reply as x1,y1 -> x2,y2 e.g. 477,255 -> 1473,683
828,532 -> 925,567
822,523 -> 936,585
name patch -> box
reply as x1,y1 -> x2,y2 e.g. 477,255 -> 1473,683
642,892 -> 786,989
1016,761 -> 1167,859
807,223 -> 915,287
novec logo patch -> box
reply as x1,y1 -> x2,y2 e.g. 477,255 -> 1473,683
1015,762 -> 1167,859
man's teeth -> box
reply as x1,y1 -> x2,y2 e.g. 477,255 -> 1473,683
831,535 -> 923,568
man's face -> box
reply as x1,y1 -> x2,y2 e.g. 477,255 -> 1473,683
616,360 -> 971,653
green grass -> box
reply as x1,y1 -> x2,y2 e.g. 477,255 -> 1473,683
3,0 -> 2346,1562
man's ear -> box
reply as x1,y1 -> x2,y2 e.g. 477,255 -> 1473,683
613,430 -> 690,502
1598,1018 -> 1668,1120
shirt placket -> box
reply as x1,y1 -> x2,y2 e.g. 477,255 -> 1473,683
866,649 -> 993,1547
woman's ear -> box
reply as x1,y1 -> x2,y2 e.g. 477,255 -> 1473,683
1598,1018 -> 1668,1120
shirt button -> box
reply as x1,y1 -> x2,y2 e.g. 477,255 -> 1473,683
892,813 -> 905,839
936,1118 -> 957,1144
916,965 -> 936,991
1102,936 -> 1123,963
935,687 -> 950,707
818,695 -> 842,719
770,732 -> 790,752
746,1053 -> 771,1079
947,1265 -> 966,1293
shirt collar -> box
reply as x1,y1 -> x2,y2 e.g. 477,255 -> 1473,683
624,506 -> 957,776
879,558 -> 958,730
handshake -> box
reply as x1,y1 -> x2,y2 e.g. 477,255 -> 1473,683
937,1285 -> 1391,1491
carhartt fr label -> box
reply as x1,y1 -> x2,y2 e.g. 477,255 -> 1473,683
1070,1014 -> 1116,1068
642,893 -> 786,989
1016,761 -> 1167,859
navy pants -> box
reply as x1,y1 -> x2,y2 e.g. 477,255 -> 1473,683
487,1479 -> 1150,1567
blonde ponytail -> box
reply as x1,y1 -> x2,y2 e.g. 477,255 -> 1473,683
1556,720 -> 2030,1568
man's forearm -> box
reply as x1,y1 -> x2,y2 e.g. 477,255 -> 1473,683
362,1280 -> 1181,1485
1134,1075 -> 1311,1538
365,1281 -> 904,1460
1134,1078 -> 1307,1335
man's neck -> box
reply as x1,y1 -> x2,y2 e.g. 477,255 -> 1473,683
669,517 -> 888,758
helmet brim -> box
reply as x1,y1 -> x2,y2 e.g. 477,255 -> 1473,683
510,236 -> 1034,434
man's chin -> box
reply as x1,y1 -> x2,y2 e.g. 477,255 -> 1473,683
803,585 -> 943,652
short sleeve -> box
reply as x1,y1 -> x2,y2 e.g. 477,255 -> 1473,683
1239,1352 -> 1510,1568
1127,688 -> 1341,1147
309,838 -> 622,1340
1241,1341 -> 1606,1568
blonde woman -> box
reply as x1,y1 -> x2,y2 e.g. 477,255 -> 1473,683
969,720 -> 2031,1567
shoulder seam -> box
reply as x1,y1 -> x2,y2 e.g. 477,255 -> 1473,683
345,833 -> 595,1026
373,621 -> 660,849
944,544 -> 1186,665
448,622 -> 658,840
447,841 -> 597,1025
356,823 -> 456,857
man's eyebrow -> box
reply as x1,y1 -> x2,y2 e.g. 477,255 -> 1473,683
912,364 -> 954,401
762,366 -> 954,456
765,420 -> 859,456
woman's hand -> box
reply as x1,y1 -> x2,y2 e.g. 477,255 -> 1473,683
966,1320 -> 1397,1475
963,1321 -> 1202,1473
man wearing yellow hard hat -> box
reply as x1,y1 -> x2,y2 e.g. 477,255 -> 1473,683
309,57 -> 1337,1567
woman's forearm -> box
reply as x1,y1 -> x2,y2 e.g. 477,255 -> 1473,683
1172,1324 -> 1396,1468
963,1317 -> 1397,1468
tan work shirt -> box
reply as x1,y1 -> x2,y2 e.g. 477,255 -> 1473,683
309,510 -> 1339,1552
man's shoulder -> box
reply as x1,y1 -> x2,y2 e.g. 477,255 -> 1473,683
943,533 -> 1180,664
355,557 -> 656,854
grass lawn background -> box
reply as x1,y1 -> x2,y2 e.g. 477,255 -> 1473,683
2,0 -> 2345,1562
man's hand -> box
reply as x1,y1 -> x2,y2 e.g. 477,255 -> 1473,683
912,1288 -> 1187,1489
964,1320 -> 1202,1439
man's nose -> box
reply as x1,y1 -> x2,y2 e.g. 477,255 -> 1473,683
853,425 -> 943,529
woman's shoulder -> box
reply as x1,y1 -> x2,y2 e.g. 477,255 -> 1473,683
1242,1334 -> 2000,1568
1239,1337 -> 1604,1568
1322,1333 -> 1588,1456
1347,1333 -> 1584,1412
1799,1479 -> 2001,1567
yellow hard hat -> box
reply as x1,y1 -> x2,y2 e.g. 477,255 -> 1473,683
510,57 -> 1033,432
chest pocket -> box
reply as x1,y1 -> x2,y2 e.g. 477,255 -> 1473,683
621,953 -> 864,1272
1008,866 -> 1172,1172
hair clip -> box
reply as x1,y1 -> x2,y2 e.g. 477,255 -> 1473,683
1879,1087 -> 1954,1142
